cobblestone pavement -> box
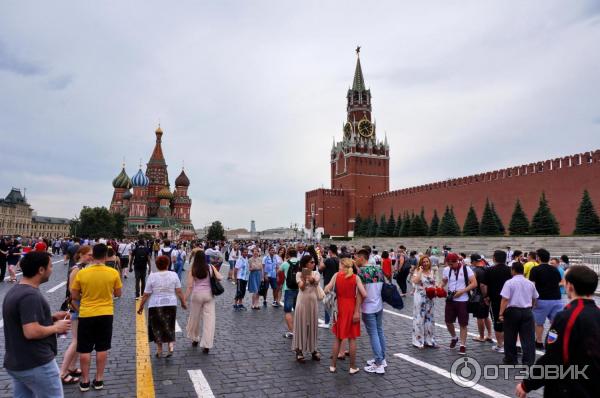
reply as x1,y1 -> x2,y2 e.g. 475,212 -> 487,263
0,255 -> 570,397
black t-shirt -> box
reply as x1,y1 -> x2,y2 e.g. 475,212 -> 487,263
2,284 -> 57,371
323,257 -> 339,285
529,263 -> 562,300
132,246 -> 149,270
471,266 -> 486,295
0,241 -> 8,261
7,245 -> 21,265
483,264 -> 512,302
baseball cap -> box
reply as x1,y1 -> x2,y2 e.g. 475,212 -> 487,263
470,253 -> 482,263
34,242 -> 47,252
446,252 -> 459,262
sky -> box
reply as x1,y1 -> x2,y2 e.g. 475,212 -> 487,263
1,1 -> 599,231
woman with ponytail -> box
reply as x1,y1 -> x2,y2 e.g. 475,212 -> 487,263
324,258 -> 366,374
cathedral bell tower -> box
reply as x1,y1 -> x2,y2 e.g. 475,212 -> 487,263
330,47 -> 390,234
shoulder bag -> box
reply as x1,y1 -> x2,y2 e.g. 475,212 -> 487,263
209,265 -> 225,296
323,274 -> 338,321
463,265 -> 481,314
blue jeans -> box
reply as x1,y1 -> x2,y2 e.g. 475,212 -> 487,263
324,309 -> 330,324
175,260 -> 184,281
362,310 -> 386,365
7,359 -> 63,398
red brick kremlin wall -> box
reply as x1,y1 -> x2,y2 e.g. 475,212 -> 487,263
373,150 -> 600,235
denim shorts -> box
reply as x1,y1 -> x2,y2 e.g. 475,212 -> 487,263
533,299 -> 564,325
283,290 -> 298,313
268,277 -> 278,290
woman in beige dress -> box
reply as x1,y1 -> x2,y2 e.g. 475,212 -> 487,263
292,254 -> 321,362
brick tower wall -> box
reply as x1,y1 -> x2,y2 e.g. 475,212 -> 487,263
372,150 -> 600,235
305,189 -> 347,236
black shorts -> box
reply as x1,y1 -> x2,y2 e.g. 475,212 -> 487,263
235,280 -> 248,300
474,303 -> 490,319
490,300 -> 504,332
77,315 -> 114,353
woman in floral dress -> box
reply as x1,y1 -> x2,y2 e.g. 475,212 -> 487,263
411,255 -> 438,348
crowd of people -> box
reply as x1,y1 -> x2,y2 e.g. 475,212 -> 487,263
1,236 -> 599,397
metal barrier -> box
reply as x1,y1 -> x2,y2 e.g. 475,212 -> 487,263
581,255 -> 600,294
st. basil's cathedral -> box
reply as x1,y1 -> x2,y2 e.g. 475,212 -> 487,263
109,125 -> 196,240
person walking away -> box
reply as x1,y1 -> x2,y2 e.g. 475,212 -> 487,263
227,243 -> 240,283
7,239 -> 22,283
441,253 -> 477,355
395,246 -> 409,296
325,258 -> 366,374
158,240 -> 174,271
280,248 -> 300,338
411,255 -> 438,348
381,251 -> 392,281
104,247 -> 121,275
3,251 -> 71,398
70,244 -> 122,392
172,244 -> 185,281
137,255 -> 187,357
233,248 -> 250,310
292,255 -> 321,362
152,240 -> 160,259
0,237 -> 8,282
131,240 -> 151,299
262,247 -> 279,308
60,246 -> 93,385
515,265 -> 600,398
498,262 -> 538,366
273,246 -> 285,307
469,254 -> 493,343
185,250 -> 221,353
116,239 -> 132,279
355,249 -> 387,374
247,248 -> 263,309
319,245 -> 339,328
480,250 -> 512,354
529,248 -> 563,350
523,251 -> 539,279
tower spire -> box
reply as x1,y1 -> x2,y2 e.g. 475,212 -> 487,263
352,46 -> 366,92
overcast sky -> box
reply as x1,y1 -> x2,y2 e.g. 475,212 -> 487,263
1,1 -> 599,230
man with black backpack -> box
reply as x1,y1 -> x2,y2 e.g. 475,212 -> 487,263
131,240 -> 151,299
158,240 -> 174,271
280,248 -> 300,339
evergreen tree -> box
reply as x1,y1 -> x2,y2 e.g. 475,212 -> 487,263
480,199 -> 501,236
377,214 -> 388,237
354,213 -> 363,236
362,216 -> 372,237
386,210 -> 396,237
207,221 -> 226,241
574,189 -> 600,235
530,192 -> 560,235
429,210 -> 440,236
400,212 -> 411,237
368,217 -> 379,237
408,212 -> 418,236
394,212 -> 402,236
462,205 -> 480,236
419,208 -> 429,236
491,203 -> 506,235
508,199 -> 530,236
438,206 -> 461,236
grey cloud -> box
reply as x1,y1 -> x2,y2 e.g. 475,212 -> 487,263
0,41 -> 46,76
46,74 -> 73,90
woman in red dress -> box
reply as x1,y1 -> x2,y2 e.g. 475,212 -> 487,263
325,258 -> 367,374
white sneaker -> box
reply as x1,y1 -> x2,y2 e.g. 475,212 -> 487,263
492,345 -> 504,353
318,318 -> 324,324
318,323 -> 330,329
366,358 -> 388,368
364,364 -> 385,374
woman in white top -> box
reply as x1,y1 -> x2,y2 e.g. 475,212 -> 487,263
137,255 -> 187,357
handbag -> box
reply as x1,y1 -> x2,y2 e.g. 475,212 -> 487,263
462,264 -> 481,314
209,265 -> 225,296
258,280 -> 268,296
382,281 -> 404,310
316,285 -> 325,301
323,274 -> 338,322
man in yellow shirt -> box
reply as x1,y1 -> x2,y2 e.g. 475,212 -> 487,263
70,244 -> 122,392
523,251 -> 540,279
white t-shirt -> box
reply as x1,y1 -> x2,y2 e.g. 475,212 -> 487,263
144,271 -> 181,308
443,265 -> 474,302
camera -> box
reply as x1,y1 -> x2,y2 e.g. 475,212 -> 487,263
446,291 -> 456,302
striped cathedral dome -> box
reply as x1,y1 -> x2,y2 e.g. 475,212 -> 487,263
112,167 -> 132,189
131,168 -> 149,187
158,186 -> 173,200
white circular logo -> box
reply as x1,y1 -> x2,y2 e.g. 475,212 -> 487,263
450,357 -> 482,387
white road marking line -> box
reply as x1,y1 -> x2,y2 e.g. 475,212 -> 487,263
188,369 -> 215,398
47,281 -> 66,293
394,352 -> 510,398
175,320 -> 182,333
0,319 -> 3,328
383,309 -> 544,356
52,259 -> 64,264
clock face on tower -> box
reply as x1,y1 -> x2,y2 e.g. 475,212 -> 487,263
358,118 -> 374,138
343,122 -> 353,139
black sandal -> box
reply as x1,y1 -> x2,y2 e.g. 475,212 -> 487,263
61,374 -> 79,385
312,351 -> 321,361
296,351 -> 305,363
68,368 -> 82,377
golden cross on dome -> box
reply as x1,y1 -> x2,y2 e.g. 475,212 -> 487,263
139,158 -> 143,169
356,45 -> 361,56
122,157 -> 126,169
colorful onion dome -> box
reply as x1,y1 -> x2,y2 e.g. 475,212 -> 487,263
112,167 -> 132,189
122,189 -> 132,200
131,168 -> 150,187
175,169 -> 190,187
155,124 -> 163,134
158,186 -> 173,200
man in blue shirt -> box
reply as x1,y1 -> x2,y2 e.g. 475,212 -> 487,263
262,247 -> 279,307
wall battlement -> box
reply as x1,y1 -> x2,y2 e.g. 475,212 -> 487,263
306,188 -> 346,198
375,150 -> 600,198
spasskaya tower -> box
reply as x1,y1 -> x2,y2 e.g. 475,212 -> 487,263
305,48 -> 390,237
